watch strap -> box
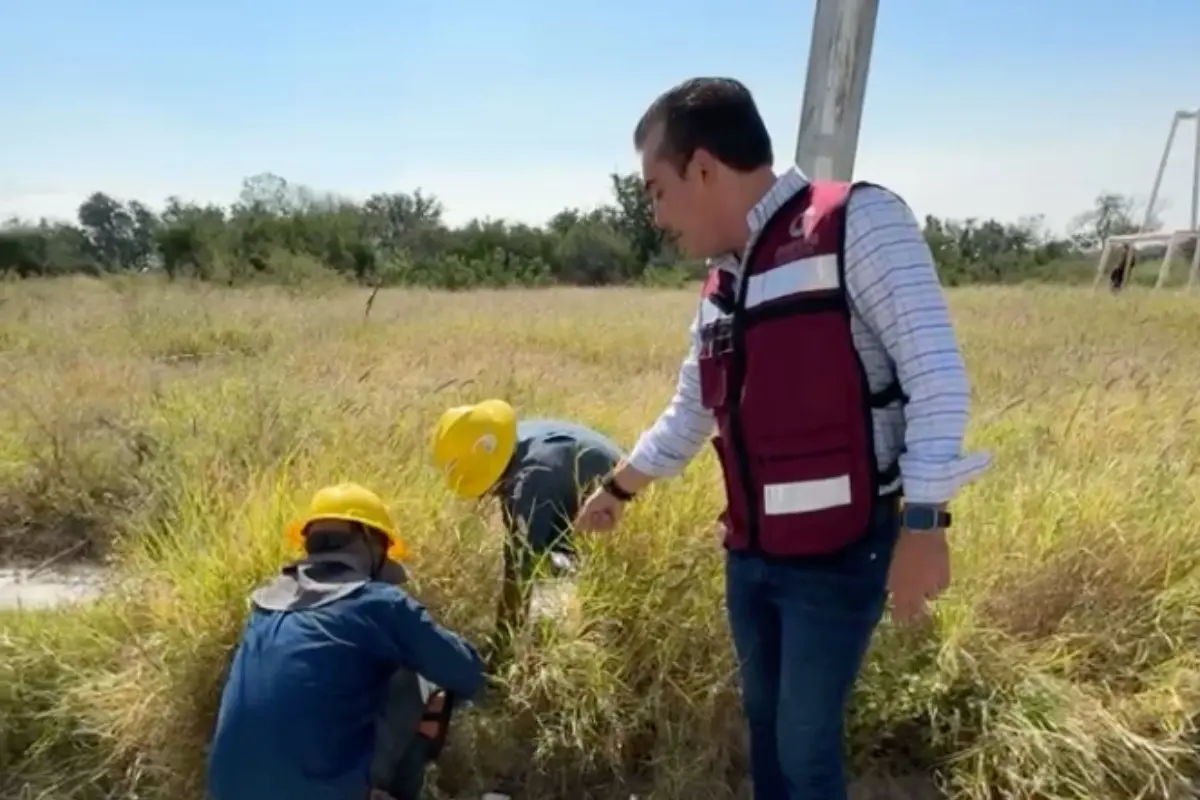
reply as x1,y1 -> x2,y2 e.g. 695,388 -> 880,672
901,504 -> 951,531
601,473 -> 636,503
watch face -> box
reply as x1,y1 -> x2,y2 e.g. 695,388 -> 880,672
904,506 -> 938,530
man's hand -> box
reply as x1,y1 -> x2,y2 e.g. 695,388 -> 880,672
886,529 -> 951,623
418,691 -> 447,739
575,487 -> 625,532
575,463 -> 652,533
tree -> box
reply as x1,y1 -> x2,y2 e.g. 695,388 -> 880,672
77,192 -> 140,270
607,172 -> 666,277
0,170 -> 1135,288
554,221 -> 637,285
362,190 -> 443,253
1068,192 -> 1161,251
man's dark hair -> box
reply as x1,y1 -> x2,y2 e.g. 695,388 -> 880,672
633,77 -> 774,175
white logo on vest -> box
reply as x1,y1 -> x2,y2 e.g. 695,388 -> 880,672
787,207 -> 816,239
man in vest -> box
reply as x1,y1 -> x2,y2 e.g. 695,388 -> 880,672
575,77 -> 991,800
206,483 -> 486,800
431,399 -> 624,662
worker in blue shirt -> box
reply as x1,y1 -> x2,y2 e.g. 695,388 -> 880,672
431,399 -> 623,662
206,483 -> 486,800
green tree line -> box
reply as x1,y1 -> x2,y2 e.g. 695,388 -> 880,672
0,172 -> 1165,288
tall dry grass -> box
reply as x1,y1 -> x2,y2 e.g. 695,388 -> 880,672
1,275 -> 1198,799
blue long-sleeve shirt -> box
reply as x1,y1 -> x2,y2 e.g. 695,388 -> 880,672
206,581 -> 483,800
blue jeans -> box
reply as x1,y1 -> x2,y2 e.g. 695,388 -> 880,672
725,500 -> 899,800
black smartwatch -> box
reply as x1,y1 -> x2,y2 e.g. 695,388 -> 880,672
601,473 -> 636,503
900,503 -> 951,532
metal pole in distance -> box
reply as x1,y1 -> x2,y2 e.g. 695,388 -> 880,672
794,0 -> 880,182
1142,112 -> 1181,233
1185,109 -> 1200,232
1093,240 -> 1113,289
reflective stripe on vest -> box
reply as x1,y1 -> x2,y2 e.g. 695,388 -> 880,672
697,180 -> 906,558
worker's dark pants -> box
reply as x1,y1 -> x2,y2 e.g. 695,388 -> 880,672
370,670 -> 441,800
724,499 -> 899,800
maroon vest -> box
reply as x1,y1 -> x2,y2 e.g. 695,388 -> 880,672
697,181 -> 905,557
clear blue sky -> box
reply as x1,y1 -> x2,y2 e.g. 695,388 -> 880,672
3,0 -> 1199,233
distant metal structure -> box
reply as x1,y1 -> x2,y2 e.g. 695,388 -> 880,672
1094,109 -> 1200,291
795,0 -> 879,182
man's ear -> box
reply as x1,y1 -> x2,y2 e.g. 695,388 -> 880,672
690,148 -> 716,184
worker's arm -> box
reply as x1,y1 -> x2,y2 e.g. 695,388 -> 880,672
843,185 -> 992,506
368,589 -> 486,701
615,310 -> 716,492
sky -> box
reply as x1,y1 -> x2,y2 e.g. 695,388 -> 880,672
3,0 -> 1200,235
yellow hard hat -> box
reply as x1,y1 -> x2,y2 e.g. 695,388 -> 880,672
432,398 -> 518,499
284,482 -> 408,561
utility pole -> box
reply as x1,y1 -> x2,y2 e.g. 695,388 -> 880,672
794,0 -> 880,182
1141,109 -> 1200,234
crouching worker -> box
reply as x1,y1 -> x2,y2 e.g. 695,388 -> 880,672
206,483 -> 486,800
431,399 -> 624,662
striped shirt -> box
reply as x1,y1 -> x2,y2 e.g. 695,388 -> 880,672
626,167 -> 991,506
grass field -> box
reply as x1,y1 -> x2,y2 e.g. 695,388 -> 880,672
1,276 -> 1199,800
